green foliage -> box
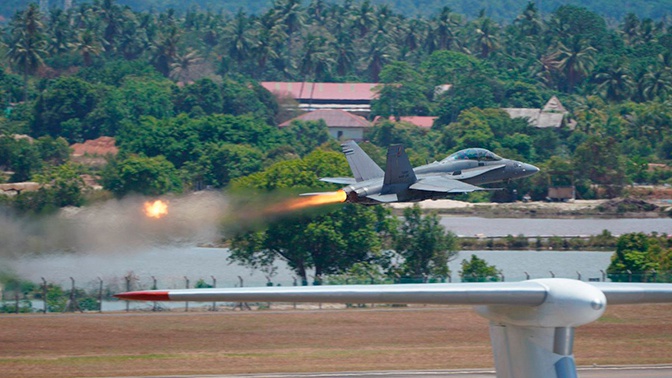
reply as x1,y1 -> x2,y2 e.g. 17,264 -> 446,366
460,254 -> 501,282
229,204 -> 390,285
101,154 -> 182,196
607,233 -> 672,282
230,149 -> 349,191
31,76 -> 99,143
393,205 -> 457,280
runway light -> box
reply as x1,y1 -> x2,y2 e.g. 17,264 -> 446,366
144,200 -> 169,219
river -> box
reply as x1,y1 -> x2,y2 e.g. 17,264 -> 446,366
9,216 -> 666,289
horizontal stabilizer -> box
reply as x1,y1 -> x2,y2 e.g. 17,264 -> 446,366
367,193 -> 399,203
450,164 -> 506,180
410,177 -> 486,193
320,177 -> 357,185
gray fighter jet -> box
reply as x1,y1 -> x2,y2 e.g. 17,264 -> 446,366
304,141 -> 539,204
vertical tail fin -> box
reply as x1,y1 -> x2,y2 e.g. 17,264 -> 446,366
383,144 -> 417,186
341,141 -> 384,182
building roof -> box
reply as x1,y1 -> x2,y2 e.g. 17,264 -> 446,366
261,82 -> 379,101
502,97 -> 570,128
279,109 -> 372,128
373,116 -> 438,129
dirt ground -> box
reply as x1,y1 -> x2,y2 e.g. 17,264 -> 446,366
1,304 -> 671,378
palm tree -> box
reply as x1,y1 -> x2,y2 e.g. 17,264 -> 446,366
46,8 -> 74,57
99,0 -> 123,55
170,48 -> 202,83
299,33 -> 334,81
332,31 -> 356,78
473,16 -> 500,58
554,36 -> 596,92
223,10 -> 257,70
353,0 -> 375,37
363,30 -> 394,82
151,25 -> 180,77
514,2 -> 543,38
73,28 -> 104,66
6,4 -> 47,101
620,13 -> 640,45
431,6 -> 461,52
640,62 -> 672,101
594,63 -> 634,102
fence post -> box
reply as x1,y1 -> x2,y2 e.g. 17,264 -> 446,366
549,271 -> 555,278
125,275 -> 131,312
600,269 -> 606,282
151,276 -> 158,312
293,277 -> 297,309
14,293 -> 19,314
211,275 -> 217,312
66,277 -> 82,313
627,269 -> 632,282
576,271 -> 582,281
98,277 -> 103,313
41,277 -> 47,314
524,272 -> 530,280
184,276 -> 189,312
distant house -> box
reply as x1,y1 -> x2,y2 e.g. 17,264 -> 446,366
279,109 -> 372,141
374,116 -> 438,129
261,82 -> 379,115
502,96 -> 575,129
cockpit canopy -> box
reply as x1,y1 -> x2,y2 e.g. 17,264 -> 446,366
442,148 -> 503,162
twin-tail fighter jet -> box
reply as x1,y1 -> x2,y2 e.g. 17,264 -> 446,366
302,141 -> 539,205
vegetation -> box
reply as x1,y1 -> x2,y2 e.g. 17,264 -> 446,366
459,254 -> 501,282
607,232 -> 672,282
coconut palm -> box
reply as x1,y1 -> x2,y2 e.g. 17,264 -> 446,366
73,27 -> 104,66
594,63 -> 634,102
6,4 -> 47,101
170,48 -> 202,83
554,36 -> 596,92
473,16 -> 500,59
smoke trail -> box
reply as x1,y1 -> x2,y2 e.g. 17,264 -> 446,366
0,191 -> 231,257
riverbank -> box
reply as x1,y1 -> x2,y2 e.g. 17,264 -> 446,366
391,197 -> 672,218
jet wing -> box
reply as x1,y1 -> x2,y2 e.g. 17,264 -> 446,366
410,176 -> 487,193
450,164 -> 505,180
116,281 -> 547,306
115,281 -> 672,306
320,177 -> 357,185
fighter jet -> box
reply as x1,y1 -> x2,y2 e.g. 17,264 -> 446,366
304,141 -> 539,205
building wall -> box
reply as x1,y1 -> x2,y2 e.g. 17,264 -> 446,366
328,127 -> 366,141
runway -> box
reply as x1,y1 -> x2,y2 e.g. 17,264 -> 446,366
117,365 -> 672,378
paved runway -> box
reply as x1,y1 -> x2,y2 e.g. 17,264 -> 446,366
118,365 -> 672,378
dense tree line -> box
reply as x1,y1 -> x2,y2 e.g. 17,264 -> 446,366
4,0 -> 672,26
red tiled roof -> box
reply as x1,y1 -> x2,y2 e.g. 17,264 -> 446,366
262,82 -> 379,101
70,136 -> 118,156
279,109 -> 372,128
373,116 -> 437,129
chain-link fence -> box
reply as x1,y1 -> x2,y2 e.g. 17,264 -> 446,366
2,269 -> 670,314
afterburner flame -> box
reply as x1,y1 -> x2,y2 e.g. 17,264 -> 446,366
265,190 -> 347,214
144,200 -> 169,219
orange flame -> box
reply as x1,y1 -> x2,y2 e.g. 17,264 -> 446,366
265,190 -> 347,214
144,200 -> 169,219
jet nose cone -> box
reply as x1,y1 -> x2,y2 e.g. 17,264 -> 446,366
522,163 -> 539,177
